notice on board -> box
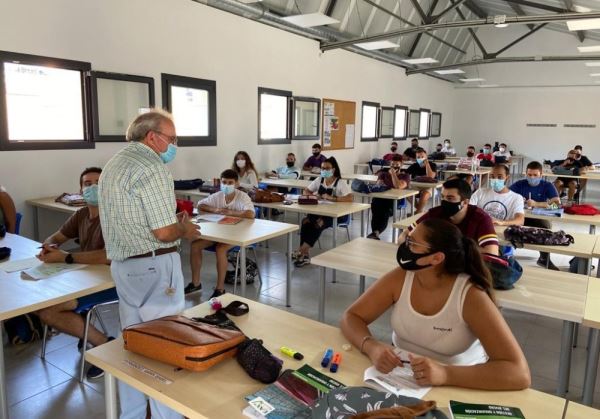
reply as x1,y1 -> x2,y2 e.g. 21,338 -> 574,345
345,124 -> 355,148
324,102 -> 335,116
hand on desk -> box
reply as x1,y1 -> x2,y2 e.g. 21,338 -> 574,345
37,245 -> 67,263
409,354 -> 448,386
364,340 -> 404,373
320,194 -> 335,201
178,212 -> 201,241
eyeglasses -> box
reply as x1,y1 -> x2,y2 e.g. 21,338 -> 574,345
406,236 -> 432,250
153,130 -> 178,145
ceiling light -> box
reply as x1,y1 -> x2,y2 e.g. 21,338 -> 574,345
574,5 -> 592,13
493,15 -> 508,28
590,73 -> 600,76
460,78 -> 486,82
567,19 -> 600,31
478,84 -> 499,88
578,45 -> 600,53
401,57 -> 439,65
434,69 -> 465,74
237,0 -> 263,3
354,40 -> 400,50
281,12 -> 339,28
586,62 -> 600,67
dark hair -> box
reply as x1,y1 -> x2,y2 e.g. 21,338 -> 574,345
392,154 -> 403,162
467,145 -> 475,150
232,151 -> 257,175
575,145 -> 582,150
436,143 -> 443,147
220,169 -> 239,180
322,156 -> 342,178
80,167 -> 102,187
420,219 -> 494,301
526,161 -> 543,172
312,143 -> 322,150
415,147 -> 427,155
444,139 -> 451,142
391,141 -> 398,146
411,138 -> 419,143
442,178 -> 472,200
492,163 -> 510,176
500,143 -> 507,147
287,153 -> 296,158
484,143 -> 491,147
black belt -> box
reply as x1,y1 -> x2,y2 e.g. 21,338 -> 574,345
128,246 -> 178,259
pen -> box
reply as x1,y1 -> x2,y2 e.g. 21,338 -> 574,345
329,352 -> 341,373
321,348 -> 333,368
280,346 -> 304,360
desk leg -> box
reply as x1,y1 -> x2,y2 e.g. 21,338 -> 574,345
577,257 -> 590,276
590,225 -> 596,235
557,321 -> 575,397
332,218 -> 337,284
104,372 -> 118,419
361,197 -> 366,238
32,206 -> 40,241
318,267 -> 326,322
0,321 -> 7,419
240,247 -> 247,296
286,233 -> 292,307
411,195 -> 416,217
392,199 -> 398,243
583,329 -> 600,405
359,275 -> 365,295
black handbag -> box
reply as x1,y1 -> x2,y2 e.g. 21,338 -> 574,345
237,338 -> 282,384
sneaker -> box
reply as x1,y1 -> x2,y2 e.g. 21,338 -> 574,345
537,257 -> 559,271
209,288 -> 226,299
184,282 -> 202,295
294,255 -> 311,267
291,250 -> 302,260
366,232 -> 380,240
86,365 -> 104,380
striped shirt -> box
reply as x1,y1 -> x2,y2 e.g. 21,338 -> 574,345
98,142 -> 178,261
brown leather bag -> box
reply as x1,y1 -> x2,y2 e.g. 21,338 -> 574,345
252,189 -> 285,203
123,315 -> 246,372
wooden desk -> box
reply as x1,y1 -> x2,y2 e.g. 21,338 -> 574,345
300,171 -> 379,183
26,197 -> 79,240
442,168 -> 492,187
564,400 -> 600,418
582,278 -> 600,406
258,178 -> 311,190
174,189 -> 210,201
310,237 -> 587,398
193,218 -> 298,305
87,294 -> 567,419
525,209 -> 600,234
0,233 -> 113,419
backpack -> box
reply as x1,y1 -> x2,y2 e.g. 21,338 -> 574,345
503,225 -> 574,248
551,166 -> 579,176
173,178 -> 204,190
482,252 -> 523,290
368,158 -> 388,173
4,314 -> 44,345
351,179 -> 390,194
429,152 -> 446,160
564,204 -> 600,216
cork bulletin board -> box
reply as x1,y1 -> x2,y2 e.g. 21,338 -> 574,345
321,98 -> 356,150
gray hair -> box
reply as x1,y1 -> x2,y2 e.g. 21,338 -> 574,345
125,108 -> 174,142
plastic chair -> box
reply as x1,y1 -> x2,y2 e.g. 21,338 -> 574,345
317,215 -> 351,248
14,212 -> 22,235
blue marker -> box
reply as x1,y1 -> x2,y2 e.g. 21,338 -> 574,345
321,348 -> 333,368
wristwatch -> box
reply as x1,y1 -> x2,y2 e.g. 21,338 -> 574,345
65,253 -> 74,264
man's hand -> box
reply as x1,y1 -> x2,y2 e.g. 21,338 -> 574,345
178,212 -> 201,241
37,245 -> 68,263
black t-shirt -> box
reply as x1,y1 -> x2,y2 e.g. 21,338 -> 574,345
579,155 -> 593,167
403,147 -> 417,159
405,161 -> 437,178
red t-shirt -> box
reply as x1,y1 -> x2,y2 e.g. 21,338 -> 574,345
383,152 -> 401,161
409,205 -> 498,248
476,153 -> 495,162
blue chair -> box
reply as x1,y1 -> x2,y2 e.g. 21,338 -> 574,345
14,212 -> 22,235
318,214 -> 352,248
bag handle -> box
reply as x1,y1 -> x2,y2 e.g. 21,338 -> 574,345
221,300 -> 249,316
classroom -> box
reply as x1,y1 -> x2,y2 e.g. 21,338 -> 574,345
2,0 -> 600,418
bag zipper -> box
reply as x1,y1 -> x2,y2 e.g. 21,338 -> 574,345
128,327 -> 240,346
185,345 -> 238,362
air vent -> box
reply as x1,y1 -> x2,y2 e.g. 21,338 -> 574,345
563,124 -> 596,128
526,123 -> 557,127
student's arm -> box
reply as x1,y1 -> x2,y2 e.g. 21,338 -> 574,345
303,178 -> 320,196
221,195 -> 255,219
40,210 -> 81,254
477,213 -> 499,255
38,247 -> 110,265
390,171 -> 408,190
424,161 -> 436,178
323,180 -> 353,202
0,191 -> 16,234
221,209 -> 255,218
411,287 -> 530,390
302,158 -> 312,171
494,212 -> 524,227
199,204 -> 221,214
279,169 -> 299,180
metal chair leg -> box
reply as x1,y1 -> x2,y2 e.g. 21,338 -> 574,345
40,324 -> 49,359
79,309 -> 94,382
345,226 -> 350,242
250,247 -> 262,287
233,251 -> 241,295
94,307 -> 108,335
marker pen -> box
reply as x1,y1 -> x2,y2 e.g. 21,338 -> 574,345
321,348 -> 333,368
280,346 -> 304,360
330,352 -> 342,373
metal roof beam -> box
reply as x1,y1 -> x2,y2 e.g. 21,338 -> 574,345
500,0 -> 566,14
493,23 -> 547,56
409,0 -> 440,56
408,0 -> 428,22
509,3 -> 534,30
563,0 -> 585,42
432,0 -> 467,23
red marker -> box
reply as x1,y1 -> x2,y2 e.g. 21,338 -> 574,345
329,352 -> 342,373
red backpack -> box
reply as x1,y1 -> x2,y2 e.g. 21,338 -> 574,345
564,204 -> 600,216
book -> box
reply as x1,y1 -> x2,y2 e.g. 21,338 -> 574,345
363,365 -> 431,399
449,400 -> 525,419
218,216 -> 242,225
531,208 -> 564,217
292,364 -> 345,393
196,214 -> 225,223
20,263 -> 87,281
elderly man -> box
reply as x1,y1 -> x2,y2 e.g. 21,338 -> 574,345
99,109 -> 201,419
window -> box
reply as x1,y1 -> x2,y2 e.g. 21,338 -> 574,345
361,101 -> 379,141
90,71 -> 154,142
0,51 -> 92,151
393,106 -> 408,140
430,112 -> 442,137
161,73 -> 216,146
292,97 -> 320,140
408,109 -> 420,137
419,108 -> 431,139
258,87 -> 292,144
379,107 -> 394,138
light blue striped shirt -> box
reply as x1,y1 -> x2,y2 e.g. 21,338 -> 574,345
98,142 -> 178,261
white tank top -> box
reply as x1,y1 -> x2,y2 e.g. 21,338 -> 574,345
391,271 -> 488,366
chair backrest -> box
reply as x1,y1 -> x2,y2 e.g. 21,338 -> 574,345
254,207 -> 261,218
338,214 -> 351,226
15,212 -> 22,235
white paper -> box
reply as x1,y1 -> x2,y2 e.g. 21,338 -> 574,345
196,214 -> 225,223
345,124 -> 355,148
285,194 -> 301,201
323,116 -> 332,134
20,263 -> 87,281
324,102 -> 335,116
363,365 -> 431,399
0,257 -> 41,273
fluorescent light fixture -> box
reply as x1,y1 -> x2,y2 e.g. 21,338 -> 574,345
478,84 -> 499,88
434,69 -> 465,74
237,0 -> 263,3
354,40 -> 399,50
493,15 -> 508,28
590,73 -> 600,76
281,12 -> 339,27
578,45 -> 600,53
401,57 -> 439,65
460,78 -> 486,82
567,18 -> 600,31
586,62 -> 600,67
574,5 -> 592,13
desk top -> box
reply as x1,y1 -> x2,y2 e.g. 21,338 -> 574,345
0,233 -> 113,321
26,197 -> 80,214
254,201 -> 370,218
86,294 -> 566,419
259,178 -> 311,189
442,168 -> 492,175
354,188 -> 420,200
174,190 -> 211,200
525,209 -> 600,228
300,171 -> 379,182
194,218 -> 298,247
584,278 -> 600,329
564,400 -> 600,418
410,181 -> 444,190
540,171 -> 600,180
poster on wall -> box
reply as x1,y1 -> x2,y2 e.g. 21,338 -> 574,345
344,124 -> 354,148
324,102 -> 335,116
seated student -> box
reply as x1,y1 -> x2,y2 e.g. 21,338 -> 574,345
0,185 -> 17,234
403,138 -> 419,161
551,149 -> 586,202
293,157 -> 353,267
476,143 -> 495,164
303,143 -> 327,173
267,153 -> 299,180
367,155 -> 411,240
574,145 -> 593,168
35,167 -> 114,380
492,143 -> 511,163
466,146 -> 476,158
470,164 -> 524,227
510,161 -> 560,270
382,142 -> 401,161
188,170 -> 255,298
341,219 -> 530,390
405,148 -> 437,214
441,139 -> 456,156
233,151 -> 259,191
447,173 -> 474,187
401,178 -> 499,255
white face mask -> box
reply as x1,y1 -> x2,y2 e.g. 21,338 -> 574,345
236,159 -> 246,169
500,147 -> 506,152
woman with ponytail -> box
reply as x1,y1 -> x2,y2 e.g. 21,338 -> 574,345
341,218 -> 530,390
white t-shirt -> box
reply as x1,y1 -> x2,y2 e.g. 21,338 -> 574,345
470,188 -> 524,221
239,170 -> 258,190
493,150 -> 511,159
441,146 -> 456,155
198,190 -> 254,212
307,177 -> 351,197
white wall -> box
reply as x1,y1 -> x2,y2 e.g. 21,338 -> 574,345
0,0 -> 454,238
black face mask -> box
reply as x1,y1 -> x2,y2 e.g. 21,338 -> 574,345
312,151 -> 320,156
396,242 -> 434,271
391,147 -> 397,152
466,151 -> 475,157
436,148 -> 442,152
286,161 -> 295,167
440,200 -> 463,218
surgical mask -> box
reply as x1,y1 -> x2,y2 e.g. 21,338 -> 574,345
483,148 -> 491,155
436,147 -> 442,152
220,184 -> 235,195
286,161 -> 295,168
391,147 -> 397,152
159,143 -> 177,164
499,147 -> 506,152
236,159 -> 246,169
396,242 -> 434,271
321,169 -> 333,178
527,177 -> 542,187
467,151 -> 475,158
82,185 -> 99,206
312,150 -> 320,156
440,199 -> 463,217
416,158 -> 425,166
490,179 -> 505,193
444,142 -> 450,147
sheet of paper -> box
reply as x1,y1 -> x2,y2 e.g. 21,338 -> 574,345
0,257 -> 41,273
196,214 -> 225,223
285,194 -> 301,201
345,124 -> 355,148
364,365 -> 431,399
20,263 -> 87,281
324,102 -> 335,116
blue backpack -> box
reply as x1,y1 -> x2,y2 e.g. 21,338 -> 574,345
4,314 -> 44,345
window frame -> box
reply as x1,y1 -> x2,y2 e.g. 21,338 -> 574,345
393,105 -> 408,141
430,112 -> 442,137
379,106 -> 394,139
161,73 -> 217,147
408,109 -> 421,137
418,108 -> 431,139
90,71 -> 155,142
0,50 -> 93,151
292,96 -> 320,141
361,101 -> 380,142
258,87 -> 292,145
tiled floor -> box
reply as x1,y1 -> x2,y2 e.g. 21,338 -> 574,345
6,185 -> 600,417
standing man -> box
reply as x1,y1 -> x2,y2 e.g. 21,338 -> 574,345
99,109 -> 201,419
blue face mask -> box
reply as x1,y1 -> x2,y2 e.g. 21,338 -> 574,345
483,148 -> 491,155
416,158 -> 425,166
220,184 -> 236,195
159,143 -> 177,164
82,185 -> 99,206
527,177 -> 541,187
490,179 -> 505,192
321,169 -> 333,178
